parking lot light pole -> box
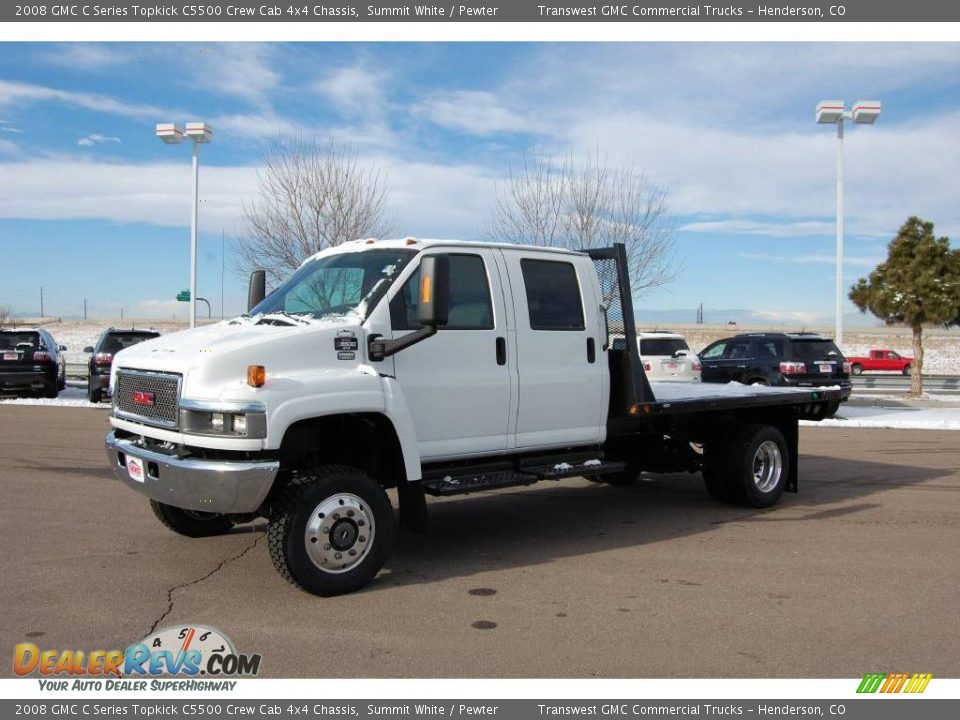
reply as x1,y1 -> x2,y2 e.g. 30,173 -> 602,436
155,122 -> 214,329
815,100 -> 881,349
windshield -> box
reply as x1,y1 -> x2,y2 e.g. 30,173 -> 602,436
251,249 -> 417,321
792,340 -> 843,361
640,338 -> 690,356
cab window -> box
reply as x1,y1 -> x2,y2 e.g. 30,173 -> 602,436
520,259 -> 585,331
391,254 -> 494,331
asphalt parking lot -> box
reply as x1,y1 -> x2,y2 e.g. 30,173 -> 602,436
1,405 -> 958,678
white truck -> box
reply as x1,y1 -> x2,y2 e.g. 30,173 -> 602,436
104,239 -> 848,596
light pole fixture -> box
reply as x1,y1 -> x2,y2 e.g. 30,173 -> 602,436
155,121 -> 214,329
815,100 -> 881,349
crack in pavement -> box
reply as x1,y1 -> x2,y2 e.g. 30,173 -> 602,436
144,532 -> 265,638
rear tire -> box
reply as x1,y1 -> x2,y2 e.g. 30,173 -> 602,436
268,465 -> 394,597
150,500 -> 234,537
703,424 -> 789,508
43,381 -> 58,399
88,385 -> 102,403
902,365 -> 911,376
851,364 -> 863,375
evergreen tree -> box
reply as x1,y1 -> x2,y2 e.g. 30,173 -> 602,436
849,217 -> 960,396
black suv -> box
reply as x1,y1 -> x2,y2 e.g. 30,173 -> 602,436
84,328 -> 160,403
0,328 -> 67,398
699,333 -> 852,392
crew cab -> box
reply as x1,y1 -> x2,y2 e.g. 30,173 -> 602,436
846,349 -> 913,376
103,239 -> 849,596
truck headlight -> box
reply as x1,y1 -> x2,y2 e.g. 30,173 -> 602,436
178,401 -> 267,439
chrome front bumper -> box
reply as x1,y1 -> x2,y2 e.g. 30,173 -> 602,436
105,431 -> 279,513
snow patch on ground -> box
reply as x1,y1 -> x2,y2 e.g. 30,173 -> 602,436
803,404 -> 960,431
0,387 -> 107,408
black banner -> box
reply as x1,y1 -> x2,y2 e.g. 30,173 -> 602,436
5,0 -> 960,23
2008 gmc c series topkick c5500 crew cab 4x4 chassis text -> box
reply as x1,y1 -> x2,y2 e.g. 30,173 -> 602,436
103,239 -> 850,596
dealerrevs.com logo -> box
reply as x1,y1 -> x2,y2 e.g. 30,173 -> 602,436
857,673 -> 933,694
13,624 -> 261,688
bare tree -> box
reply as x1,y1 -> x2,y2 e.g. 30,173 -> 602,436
488,151 -> 677,296
0,306 -> 11,328
233,137 -> 394,286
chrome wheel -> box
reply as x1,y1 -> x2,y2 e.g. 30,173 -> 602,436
303,493 -> 375,574
752,440 -> 783,493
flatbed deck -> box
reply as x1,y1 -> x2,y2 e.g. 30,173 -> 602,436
645,380 -> 849,415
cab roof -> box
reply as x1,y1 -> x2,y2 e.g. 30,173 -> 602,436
304,237 -> 586,265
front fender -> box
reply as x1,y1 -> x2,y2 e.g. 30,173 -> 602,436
265,370 -> 422,482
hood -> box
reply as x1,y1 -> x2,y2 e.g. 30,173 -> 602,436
112,317 -> 367,400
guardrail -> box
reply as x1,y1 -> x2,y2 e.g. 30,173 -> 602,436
852,374 -> 960,396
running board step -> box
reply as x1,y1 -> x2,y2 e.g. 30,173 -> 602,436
525,459 -> 627,480
422,460 -> 627,496
423,471 -> 538,496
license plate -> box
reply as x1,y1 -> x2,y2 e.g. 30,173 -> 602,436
663,361 -> 680,370
819,364 -> 832,373
2,352 -> 16,361
127,456 -> 145,483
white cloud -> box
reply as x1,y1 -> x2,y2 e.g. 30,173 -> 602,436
77,133 -> 121,147
0,79 -> 167,120
314,66 -> 385,118
751,309 -> 829,325
681,219 -> 837,237
0,138 -> 17,155
738,252 -> 882,268
417,90 -> 534,135
0,158 -> 259,229
43,44 -> 125,70
196,45 -> 279,106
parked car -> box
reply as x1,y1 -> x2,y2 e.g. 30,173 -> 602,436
0,328 -> 67,398
846,349 -> 913,376
699,332 -> 851,402
84,328 -> 160,403
611,331 -> 701,381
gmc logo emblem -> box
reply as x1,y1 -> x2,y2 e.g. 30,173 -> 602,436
132,391 -> 155,406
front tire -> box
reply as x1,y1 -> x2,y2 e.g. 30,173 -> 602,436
88,384 -> 103,403
150,500 -> 234,537
851,363 -> 863,375
268,465 -> 394,597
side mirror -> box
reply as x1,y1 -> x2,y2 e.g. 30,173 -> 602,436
248,270 -> 266,312
416,255 -> 450,327
83,346 -> 94,353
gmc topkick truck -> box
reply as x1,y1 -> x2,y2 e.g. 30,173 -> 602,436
104,239 -> 849,596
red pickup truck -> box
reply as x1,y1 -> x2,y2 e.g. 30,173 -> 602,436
847,349 -> 913,375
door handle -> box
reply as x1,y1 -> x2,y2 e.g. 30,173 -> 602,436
737,365 -> 747,369
496,337 -> 506,366
587,337 -> 596,364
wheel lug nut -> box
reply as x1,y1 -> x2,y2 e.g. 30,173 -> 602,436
323,544 -> 331,551
334,552 -> 342,560
321,526 -> 329,534
333,513 -> 340,519
359,536 -> 366,542
358,520 -> 365,527
347,510 -> 355,517
348,549 -> 356,556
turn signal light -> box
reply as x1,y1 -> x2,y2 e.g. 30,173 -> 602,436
420,275 -> 432,303
247,365 -> 266,387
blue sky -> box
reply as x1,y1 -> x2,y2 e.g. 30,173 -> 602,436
1,42 -> 958,324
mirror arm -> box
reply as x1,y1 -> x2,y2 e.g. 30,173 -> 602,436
368,326 -> 438,361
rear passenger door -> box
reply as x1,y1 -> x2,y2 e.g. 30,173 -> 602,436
389,250 -> 513,460
503,252 -> 605,450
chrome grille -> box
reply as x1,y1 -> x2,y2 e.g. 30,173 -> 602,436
114,369 -> 181,428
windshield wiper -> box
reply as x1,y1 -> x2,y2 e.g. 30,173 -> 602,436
256,311 -> 312,326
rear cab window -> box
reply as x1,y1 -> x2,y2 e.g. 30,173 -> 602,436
519,259 -> 585,331
791,340 -> 842,361
640,338 -> 690,357
98,332 -> 160,354
0,332 -> 40,351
